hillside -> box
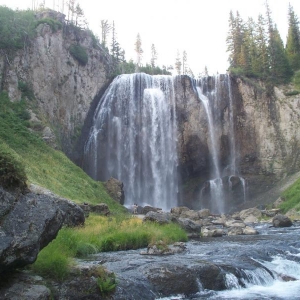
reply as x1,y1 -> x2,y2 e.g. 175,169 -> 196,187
0,91 -> 125,213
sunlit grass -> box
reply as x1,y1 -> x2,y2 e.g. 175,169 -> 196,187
280,177 -> 300,213
32,214 -> 188,280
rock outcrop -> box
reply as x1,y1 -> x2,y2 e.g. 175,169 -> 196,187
0,185 -> 84,273
0,11 -> 111,154
104,177 -> 125,205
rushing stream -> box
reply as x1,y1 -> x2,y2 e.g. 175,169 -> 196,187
81,223 -> 300,300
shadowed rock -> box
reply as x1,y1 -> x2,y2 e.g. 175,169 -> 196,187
272,214 -> 293,227
0,185 -> 84,273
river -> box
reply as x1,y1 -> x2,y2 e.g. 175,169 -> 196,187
83,222 -> 300,300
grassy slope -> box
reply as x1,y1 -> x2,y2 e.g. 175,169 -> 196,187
0,92 -> 125,213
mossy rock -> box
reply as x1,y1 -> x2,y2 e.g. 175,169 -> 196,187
0,144 -> 27,190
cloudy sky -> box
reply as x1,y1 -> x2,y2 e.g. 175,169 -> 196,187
1,0 -> 300,75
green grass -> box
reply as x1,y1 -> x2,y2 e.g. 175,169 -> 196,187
0,91 -> 188,281
0,92 -> 123,211
32,214 -> 187,280
280,177 -> 300,213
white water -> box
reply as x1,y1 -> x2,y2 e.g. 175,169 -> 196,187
84,73 -> 178,211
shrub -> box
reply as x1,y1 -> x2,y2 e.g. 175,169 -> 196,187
0,143 -> 27,190
293,70 -> 300,90
284,90 -> 300,96
18,81 -> 35,100
97,272 -> 116,295
69,44 -> 88,66
35,18 -> 62,32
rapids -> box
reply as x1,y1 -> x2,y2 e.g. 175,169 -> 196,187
80,222 -> 300,300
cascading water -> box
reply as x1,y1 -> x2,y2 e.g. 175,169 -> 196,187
83,73 -> 178,211
195,75 -> 246,213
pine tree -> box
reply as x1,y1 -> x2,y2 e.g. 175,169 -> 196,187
175,50 -> 182,75
226,11 -> 245,70
100,20 -> 111,49
265,2 -> 292,83
134,33 -> 143,72
254,14 -> 269,78
150,44 -> 158,68
182,50 -> 188,75
286,4 -> 300,71
269,25 -> 293,83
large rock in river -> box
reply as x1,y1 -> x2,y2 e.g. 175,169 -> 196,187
0,185 -> 84,273
272,214 -> 293,227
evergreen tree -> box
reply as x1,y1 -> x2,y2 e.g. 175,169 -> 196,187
265,2 -> 292,83
254,14 -> 269,78
110,21 -> 122,72
100,20 -> 111,49
134,33 -> 143,72
182,50 -> 187,75
150,44 -> 158,68
226,10 -> 244,69
286,4 -> 300,71
175,50 -> 182,75
268,25 -> 293,83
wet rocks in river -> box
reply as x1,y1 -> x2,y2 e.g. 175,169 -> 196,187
140,241 -> 187,256
272,214 -> 293,227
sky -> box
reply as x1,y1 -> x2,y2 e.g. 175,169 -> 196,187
1,0 -> 300,75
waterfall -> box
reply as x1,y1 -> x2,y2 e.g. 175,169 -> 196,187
83,73 -> 178,211
195,75 -> 246,213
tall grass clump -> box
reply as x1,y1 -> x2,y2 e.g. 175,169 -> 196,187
280,177 -> 300,213
32,214 -> 187,279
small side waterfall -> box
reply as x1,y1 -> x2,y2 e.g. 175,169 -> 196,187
195,75 -> 246,213
83,73 -> 179,211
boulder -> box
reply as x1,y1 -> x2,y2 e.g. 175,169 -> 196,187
180,209 -> 200,220
239,207 -> 262,223
228,227 -> 244,236
176,218 -> 202,237
0,272 -> 51,300
225,219 -> 246,228
0,185 -> 84,273
198,209 -> 211,218
170,206 -> 190,216
104,177 -> 125,205
272,214 -> 293,227
202,226 -> 223,237
143,211 -> 177,225
243,226 -> 258,235
90,203 -> 110,216
142,205 -> 162,215
140,241 -> 186,256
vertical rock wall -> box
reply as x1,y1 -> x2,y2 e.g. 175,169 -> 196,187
0,11 -> 111,155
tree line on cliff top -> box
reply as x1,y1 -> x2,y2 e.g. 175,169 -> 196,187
227,1 -> 300,85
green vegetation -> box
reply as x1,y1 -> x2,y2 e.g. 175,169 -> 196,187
0,91 -> 121,209
97,271 -> 116,296
280,178 -> 300,213
0,143 -> 27,190
18,81 -> 35,101
35,18 -> 62,32
294,70 -> 300,90
0,6 -> 36,50
32,214 -> 187,280
284,90 -> 300,96
69,44 -> 88,66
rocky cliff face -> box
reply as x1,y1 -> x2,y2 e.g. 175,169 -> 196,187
174,75 -> 300,210
75,73 -> 300,212
0,11 -> 111,154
